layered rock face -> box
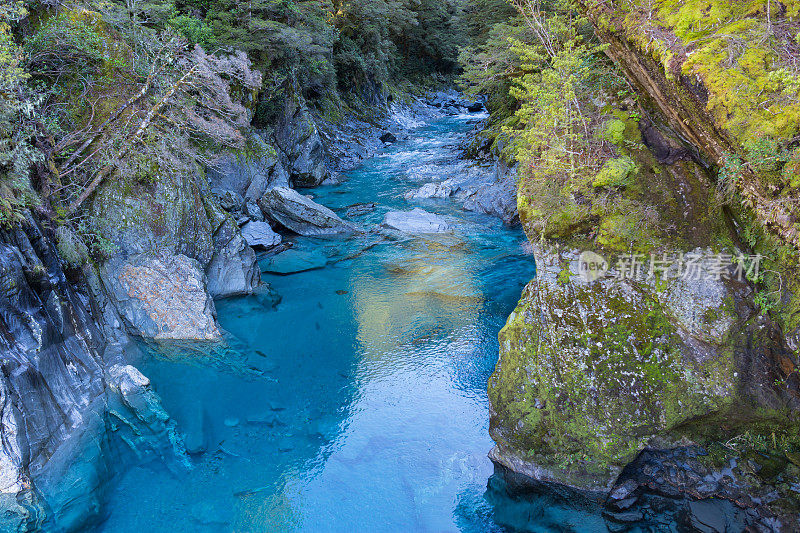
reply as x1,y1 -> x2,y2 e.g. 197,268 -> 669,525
0,214 -> 184,530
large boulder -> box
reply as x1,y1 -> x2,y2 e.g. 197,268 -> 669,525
460,165 -> 519,224
101,251 -> 220,340
381,208 -> 452,234
258,186 -> 359,236
489,245 -> 796,493
207,133 -> 289,203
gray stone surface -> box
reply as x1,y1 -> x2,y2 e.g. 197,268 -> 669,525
381,208 -> 452,234
240,221 -> 282,249
206,217 -> 260,298
101,251 -> 220,340
404,182 -> 454,200
258,186 -> 359,236
0,214 -> 185,531
273,89 -> 330,188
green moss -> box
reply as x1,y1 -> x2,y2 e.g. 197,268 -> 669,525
592,156 -> 637,188
489,273 -> 748,487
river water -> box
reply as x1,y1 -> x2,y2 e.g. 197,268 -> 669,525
94,109 -> 606,532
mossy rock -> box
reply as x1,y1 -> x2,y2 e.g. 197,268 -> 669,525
488,245 -> 796,492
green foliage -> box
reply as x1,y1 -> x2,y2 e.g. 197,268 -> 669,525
26,7 -> 131,77
0,1 -> 41,226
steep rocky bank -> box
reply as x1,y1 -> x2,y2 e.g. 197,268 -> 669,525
0,213 -> 186,531
486,1 -> 800,530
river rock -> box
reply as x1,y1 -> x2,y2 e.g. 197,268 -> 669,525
380,132 -> 397,144
101,251 -> 221,340
381,208 -> 452,234
404,182 -> 454,200
240,221 -> 282,248
206,217 -> 260,298
260,248 -> 328,275
258,186 -> 359,236
346,203 -> 376,217
460,164 -> 519,224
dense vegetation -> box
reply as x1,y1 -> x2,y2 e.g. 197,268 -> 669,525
0,0 -> 471,254
461,0 -> 800,339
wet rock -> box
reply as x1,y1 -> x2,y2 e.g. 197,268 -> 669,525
467,101 -> 484,112
206,217 -> 260,299
404,182 -> 454,200
181,402 -> 209,455
240,221 -> 282,249
382,208 -> 452,234
686,500 -> 727,533
258,186 -> 359,236
190,502 -> 229,526
346,203 -> 376,217
101,251 -> 220,340
380,132 -> 398,143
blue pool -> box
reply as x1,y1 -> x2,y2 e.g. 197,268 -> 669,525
94,110 -> 606,532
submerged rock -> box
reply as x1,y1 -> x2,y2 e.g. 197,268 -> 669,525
345,202 -> 376,218
260,248 -> 328,275
101,251 -> 221,340
240,220 -> 282,249
258,186 -> 359,236
382,208 -> 452,234
380,132 -> 398,144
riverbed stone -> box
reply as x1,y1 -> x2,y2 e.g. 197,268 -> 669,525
260,248 -> 328,275
404,182 -> 454,200
382,208 -> 452,234
240,221 -> 282,249
258,186 -> 359,236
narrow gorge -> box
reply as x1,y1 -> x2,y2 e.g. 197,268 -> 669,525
1,0 -> 799,531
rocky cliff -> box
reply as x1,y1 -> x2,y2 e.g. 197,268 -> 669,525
0,213 -> 186,531
488,1 -> 800,529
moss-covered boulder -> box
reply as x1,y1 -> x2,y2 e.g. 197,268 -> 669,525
489,245 -> 798,492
